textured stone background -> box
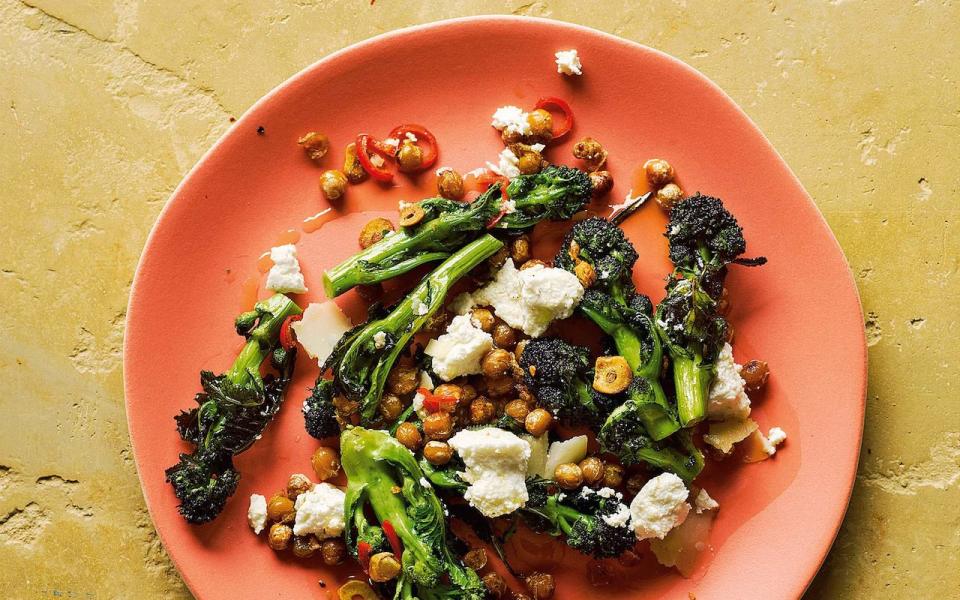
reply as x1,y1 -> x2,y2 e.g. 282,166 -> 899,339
1,0 -> 957,598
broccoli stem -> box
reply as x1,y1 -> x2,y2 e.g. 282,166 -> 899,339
224,294 -> 302,386
673,352 -> 711,426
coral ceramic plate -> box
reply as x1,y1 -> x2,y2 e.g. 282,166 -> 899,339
125,16 -> 866,600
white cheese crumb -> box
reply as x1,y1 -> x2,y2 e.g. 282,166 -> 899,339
502,198 -> 517,214
555,49 -> 583,76
629,473 -> 691,541
405,132 -> 418,142
424,314 -> 494,381
768,427 -> 788,447
596,487 -> 616,499
247,494 -> 267,534
398,200 -> 412,210
707,343 -> 751,421
383,137 -> 400,150
487,148 -> 521,178
435,166 -> 453,177
448,292 -> 475,315
490,105 -> 531,136
412,297 -> 429,316
411,391 -> 429,420
602,503 -> 632,528
264,244 -> 307,294
419,477 -> 431,488
694,488 -> 719,514
373,331 -> 387,349
448,428 -> 531,518
293,483 -> 346,538
530,143 -> 546,153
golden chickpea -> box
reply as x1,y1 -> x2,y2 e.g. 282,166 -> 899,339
319,169 -> 348,201
369,552 -> 402,582
286,473 -> 313,500
298,132 -> 329,163
292,534 -> 321,558
266,493 -> 295,523
268,523 -> 293,551
518,150 -> 544,174
527,109 -> 554,144
397,140 -> 424,173
463,547 -> 488,571
504,399 -> 530,422
459,382 -> 478,403
579,457 -> 605,487
589,170 -> 614,197
524,408 -> 553,437
358,217 -> 395,249
470,307 -> 496,332
519,259 -> 547,271
387,365 -> 419,396
524,572 -> 555,600
492,321 -> 518,350
655,183 -> 684,212
625,473 -> 646,497
469,397 -> 496,424
574,261 -> 597,288
343,142 -> 368,183
643,158 -> 675,187
332,395 -> 359,417
395,422 -> 422,450
516,384 -> 536,405
509,234 -> 532,263
482,349 -> 513,378
483,572 -> 508,598
311,446 -> 341,481
422,412 -> 453,441
487,246 -> 510,272
501,128 -> 524,145
601,463 -> 625,488
741,360 -> 770,392
573,137 -> 607,171
433,384 -> 463,406
321,538 -> 347,566
554,463 -> 584,490
486,375 -> 515,397
437,168 -> 465,200
380,393 -> 405,421
423,441 -> 454,465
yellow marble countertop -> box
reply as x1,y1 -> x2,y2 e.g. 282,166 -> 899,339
1,1 -> 957,598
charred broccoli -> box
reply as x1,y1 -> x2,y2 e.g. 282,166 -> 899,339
302,378 -> 339,440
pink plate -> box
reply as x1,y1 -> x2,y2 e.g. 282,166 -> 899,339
125,16 -> 865,600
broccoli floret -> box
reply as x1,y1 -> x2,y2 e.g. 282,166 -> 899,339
326,235 -> 504,424
303,378 -> 339,439
522,478 -> 636,559
322,166 -> 592,297
554,217 -> 639,293
341,428 -> 486,599
518,338 -> 617,427
166,294 -> 301,524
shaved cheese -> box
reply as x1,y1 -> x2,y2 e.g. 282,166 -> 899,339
543,435 -> 588,479
702,418 -> 758,455
291,302 -> 352,366
522,433 -> 550,478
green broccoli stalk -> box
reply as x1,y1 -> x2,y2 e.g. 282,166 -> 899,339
658,194 -> 766,426
322,166 -> 592,297
326,235 -> 504,424
341,427 -> 486,600
554,218 -> 678,438
167,294 -> 302,523
521,478 -> 636,559
518,338 -> 619,427
598,379 -> 705,481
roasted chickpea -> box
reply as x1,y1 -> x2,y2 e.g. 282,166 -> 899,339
459,382 -> 478,403
626,473 -> 647,497
579,457 -> 605,487
433,383 -> 463,406
398,203 -> 426,227
292,534 -> 321,558
395,422 -> 422,450
554,463 -> 584,490
655,183 -> 684,212
422,412 -> 453,441
311,446 -> 340,481
482,349 -> 513,378
463,547 -> 488,571
358,217 -> 394,249
514,339 -> 529,363
741,360 -> 770,392
470,397 -> 496,424
593,356 -> 633,394
319,169 -> 348,201
380,393 -> 405,421
321,538 -> 347,566
397,140 -> 424,172
423,441 -> 454,465
369,552 -> 402,582
518,150 -> 544,174
574,261 -> 597,288
436,168 -> 465,200
486,374 -> 515,397
487,246 -> 510,271
601,463 -> 624,488
387,365 -> 419,396
525,408 -> 553,437
298,132 -> 330,163
492,321 -> 518,350
510,235 -> 532,264
504,399 -> 530,422
470,307 -> 496,332
589,170 -> 614,197
516,384 -> 536,405
343,142 -> 367,183
483,572 -> 508,598
268,523 -> 293,551
524,572 -> 555,600
266,493 -> 295,523
527,109 -> 554,144
519,259 -> 547,271
573,137 -> 607,171
643,158 -> 675,187
286,473 -> 313,500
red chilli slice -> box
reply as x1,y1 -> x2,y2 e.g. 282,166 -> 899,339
388,124 -> 439,171
534,96 -> 574,142
382,519 -> 404,557
356,134 -> 397,182
279,314 -> 302,350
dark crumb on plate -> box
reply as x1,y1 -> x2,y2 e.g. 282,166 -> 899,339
318,580 -> 326,588
229,116 -> 236,122
257,125 -> 265,135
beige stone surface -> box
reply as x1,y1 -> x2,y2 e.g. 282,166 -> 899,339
0,0 -> 956,598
